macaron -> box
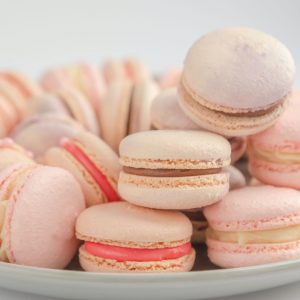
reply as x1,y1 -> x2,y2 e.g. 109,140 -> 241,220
204,186 -> 300,268
248,91 -> 300,189
159,68 -> 181,89
99,78 -> 158,152
26,89 -> 99,135
0,138 -> 34,171
0,163 -> 85,268
11,114 -> 83,159
118,130 -> 231,209
225,165 -> 246,190
151,88 -> 246,163
0,72 -> 42,101
76,202 -> 195,272
179,27 -> 295,136
43,130 -> 121,207
41,63 -> 106,110
102,58 -> 150,84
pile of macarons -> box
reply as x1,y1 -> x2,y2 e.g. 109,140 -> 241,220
0,26 -> 299,273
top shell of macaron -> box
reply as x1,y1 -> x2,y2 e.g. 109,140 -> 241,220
151,88 -> 200,130
183,27 -> 295,110
203,185 -> 300,232
76,202 -> 192,244
249,90 -> 300,152
119,130 -> 231,169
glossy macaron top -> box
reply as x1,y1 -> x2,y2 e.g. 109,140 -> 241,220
151,88 -> 199,130
183,27 -> 295,111
248,90 -> 300,152
119,130 -> 231,169
204,186 -> 300,231
76,202 -> 192,244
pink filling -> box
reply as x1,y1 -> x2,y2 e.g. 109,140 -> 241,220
85,241 -> 191,262
62,139 -> 120,202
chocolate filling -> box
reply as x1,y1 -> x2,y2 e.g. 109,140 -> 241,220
123,166 -> 222,177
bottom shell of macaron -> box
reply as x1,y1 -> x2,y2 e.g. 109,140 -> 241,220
79,243 -> 195,272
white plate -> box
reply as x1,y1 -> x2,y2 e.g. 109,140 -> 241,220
1,245 -> 300,300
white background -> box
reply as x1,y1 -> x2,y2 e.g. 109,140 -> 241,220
0,0 -> 300,299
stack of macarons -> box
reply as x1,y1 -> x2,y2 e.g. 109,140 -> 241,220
0,25 -> 298,274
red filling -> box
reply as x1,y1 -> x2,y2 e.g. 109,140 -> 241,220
84,241 -> 191,262
62,139 -> 120,202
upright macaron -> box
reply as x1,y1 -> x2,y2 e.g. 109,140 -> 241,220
118,130 -> 231,209
0,163 -> 85,268
44,130 -> 121,206
204,186 -> 300,268
179,27 -> 295,136
248,91 -> 300,189
76,202 -> 195,272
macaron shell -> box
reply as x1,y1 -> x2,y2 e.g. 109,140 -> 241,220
225,165 -> 246,190
0,148 -> 33,172
118,171 -> 229,210
0,96 -> 18,135
11,114 -> 83,158
119,130 -> 231,169
79,246 -> 195,272
203,186 -> 300,232
206,238 -> 300,268
229,137 -> 247,163
178,82 -> 287,137
183,27 -> 295,111
159,68 -> 182,90
129,80 -> 159,134
76,202 -> 192,244
4,166 -> 85,268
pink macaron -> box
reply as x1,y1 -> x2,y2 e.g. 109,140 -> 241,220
248,90 -> 300,189
43,130 -> 121,207
151,88 -> 246,163
11,114 -> 83,159
76,202 -> 195,272
204,185 -> 300,268
0,163 -> 85,268
179,27 -> 295,136
41,63 -> 106,111
118,130 -> 231,209
159,68 -> 182,90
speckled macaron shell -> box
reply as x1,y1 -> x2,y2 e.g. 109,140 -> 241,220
11,114 -> 83,159
151,88 -> 199,130
119,130 -> 230,209
204,186 -> 300,267
182,27 -> 295,112
76,202 -> 195,272
248,91 -> 300,189
44,131 -> 121,207
1,164 -> 85,268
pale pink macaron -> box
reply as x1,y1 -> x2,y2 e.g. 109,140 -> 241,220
44,130 -> 121,207
248,90 -> 300,189
26,89 -> 99,135
99,78 -> 159,152
0,72 -> 42,101
0,138 -> 34,171
76,202 -> 195,272
11,114 -> 83,159
204,186 -> 300,268
102,58 -> 150,84
179,27 -> 295,136
41,63 -> 106,111
118,130 -> 231,210
151,88 -> 246,163
0,163 -> 85,268
159,68 -> 182,89
225,165 -> 246,190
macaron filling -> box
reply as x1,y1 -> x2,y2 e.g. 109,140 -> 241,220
62,139 -> 120,202
84,241 -> 192,262
123,166 -> 222,177
206,225 -> 300,245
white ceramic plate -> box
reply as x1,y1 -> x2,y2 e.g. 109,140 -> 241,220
1,245 -> 300,300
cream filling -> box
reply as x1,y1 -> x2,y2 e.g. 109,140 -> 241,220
0,200 -> 9,261
249,142 -> 300,164
206,225 -> 300,245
